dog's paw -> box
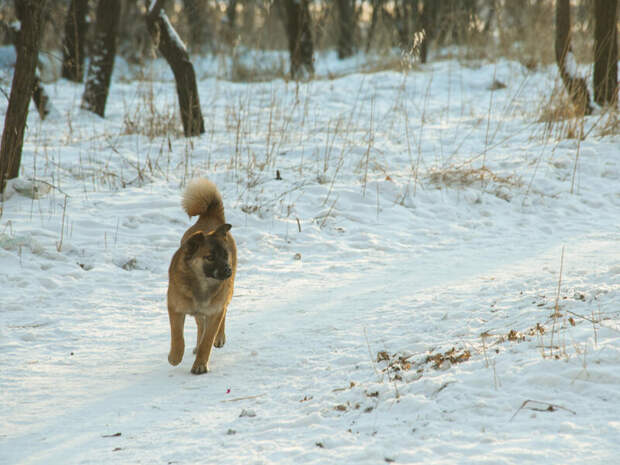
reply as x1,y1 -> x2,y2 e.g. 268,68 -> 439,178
191,361 -> 209,375
168,350 -> 184,366
214,332 -> 226,348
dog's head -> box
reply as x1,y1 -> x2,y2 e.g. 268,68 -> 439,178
183,224 -> 233,281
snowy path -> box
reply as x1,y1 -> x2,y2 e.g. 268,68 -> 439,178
3,224 -> 619,464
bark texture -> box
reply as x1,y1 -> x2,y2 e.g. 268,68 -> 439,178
0,0 -> 47,193
593,0 -> 618,106
146,1 -> 205,137
335,0 -> 356,59
555,0 -> 593,115
281,0 -> 314,79
419,0 -> 438,64
61,0 -> 88,82
3,17 -> 51,120
82,0 -> 121,117
183,0 -> 212,52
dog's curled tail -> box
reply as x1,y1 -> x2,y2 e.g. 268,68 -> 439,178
182,178 -> 225,222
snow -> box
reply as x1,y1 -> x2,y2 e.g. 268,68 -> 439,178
1,50 -> 620,464
564,50 -> 581,78
161,11 -> 188,56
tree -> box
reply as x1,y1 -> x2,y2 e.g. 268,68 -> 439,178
419,0 -> 439,64
0,0 -> 47,194
146,0 -> 205,137
280,0 -> 314,79
593,0 -> 618,106
81,0 -> 121,117
1,17 -> 51,120
394,0 -> 414,51
183,0 -> 212,52
335,0 -> 356,59
61,0 -> 88,82
555,0 -> 592,115
226,0 -> 238,31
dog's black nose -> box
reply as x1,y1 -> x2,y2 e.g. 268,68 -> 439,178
223,265 -> 232,278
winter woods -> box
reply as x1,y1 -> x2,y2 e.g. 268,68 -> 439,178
0,0 -> 618,193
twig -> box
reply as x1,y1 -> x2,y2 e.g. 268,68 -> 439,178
319,196 -> 338,228
566,310 -> 620,334
56,195 -> 68,253
221,393 -> 266,403
363,328 -> 381,379
31,178 -> 70,197
510,399 -> 576,422
570,119 -> 584,194
550,246 -> 566,357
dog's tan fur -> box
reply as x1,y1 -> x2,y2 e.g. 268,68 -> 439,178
167,178 -> 236,374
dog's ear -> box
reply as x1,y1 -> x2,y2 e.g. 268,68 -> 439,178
213,223 -> 232,237
183,232 -> 205,258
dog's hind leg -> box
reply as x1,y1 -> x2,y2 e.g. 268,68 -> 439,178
168,309 -> 186,366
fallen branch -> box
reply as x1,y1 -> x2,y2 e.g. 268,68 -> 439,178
220,393 -> 265,403
510,399 -> 576,422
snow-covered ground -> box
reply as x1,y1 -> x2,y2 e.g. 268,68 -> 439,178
1,51 -> 619,464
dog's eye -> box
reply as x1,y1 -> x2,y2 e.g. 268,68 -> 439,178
204,255 -> 215,261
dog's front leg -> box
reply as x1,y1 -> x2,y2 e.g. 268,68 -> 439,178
214,308 -> 227,348
168,309 -> 186,366
191,311 -> 224,375
193,315 -> 206,354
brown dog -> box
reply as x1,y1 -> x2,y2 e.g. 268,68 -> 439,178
167,178 -> 236,374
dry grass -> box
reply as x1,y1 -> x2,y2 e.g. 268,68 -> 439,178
537,81 -> 588,141
229,52 -> 288,82
428,166 -> 522,200
122,87 -> 181,140
597,110 -> 620,138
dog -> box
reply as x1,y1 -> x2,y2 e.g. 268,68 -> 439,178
167,178 -> 236,374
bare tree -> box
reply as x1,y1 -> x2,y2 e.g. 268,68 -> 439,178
335,0 -> 356,59
593,0 -> 618,106
61,0 -> 88,82
0,0 -> 47,194
226,0 -> 238,30
280,0 -> 314,79
82,0 -> 121,117
183,0 -> 212,52
146,0 -> 205,137
419,0 -> 439,64
555,0 -> 592,115
1,18 -> 51,120
394,0 -> 414,51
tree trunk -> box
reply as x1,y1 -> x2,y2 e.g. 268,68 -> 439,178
81,0 -> 120,117
146,0 -> 205,137
395,0 -> 412,51
335,0 -> 355,59
555,0 -> 592,115
31,73 -> 51,120
226,0 -> 238,30
281,0 -> 314,79
365,0 -> 381,53
61,0 -> 88,82
183,0 -> 212,52
593,0 -> 618,106
3,18 -> 51,120
0,0 -> 47,194
419,0 -> 438,64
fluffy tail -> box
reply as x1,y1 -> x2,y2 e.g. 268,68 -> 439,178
182,178 -> 225,222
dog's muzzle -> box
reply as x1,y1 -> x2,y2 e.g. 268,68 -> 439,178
213,265 -> 232,280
